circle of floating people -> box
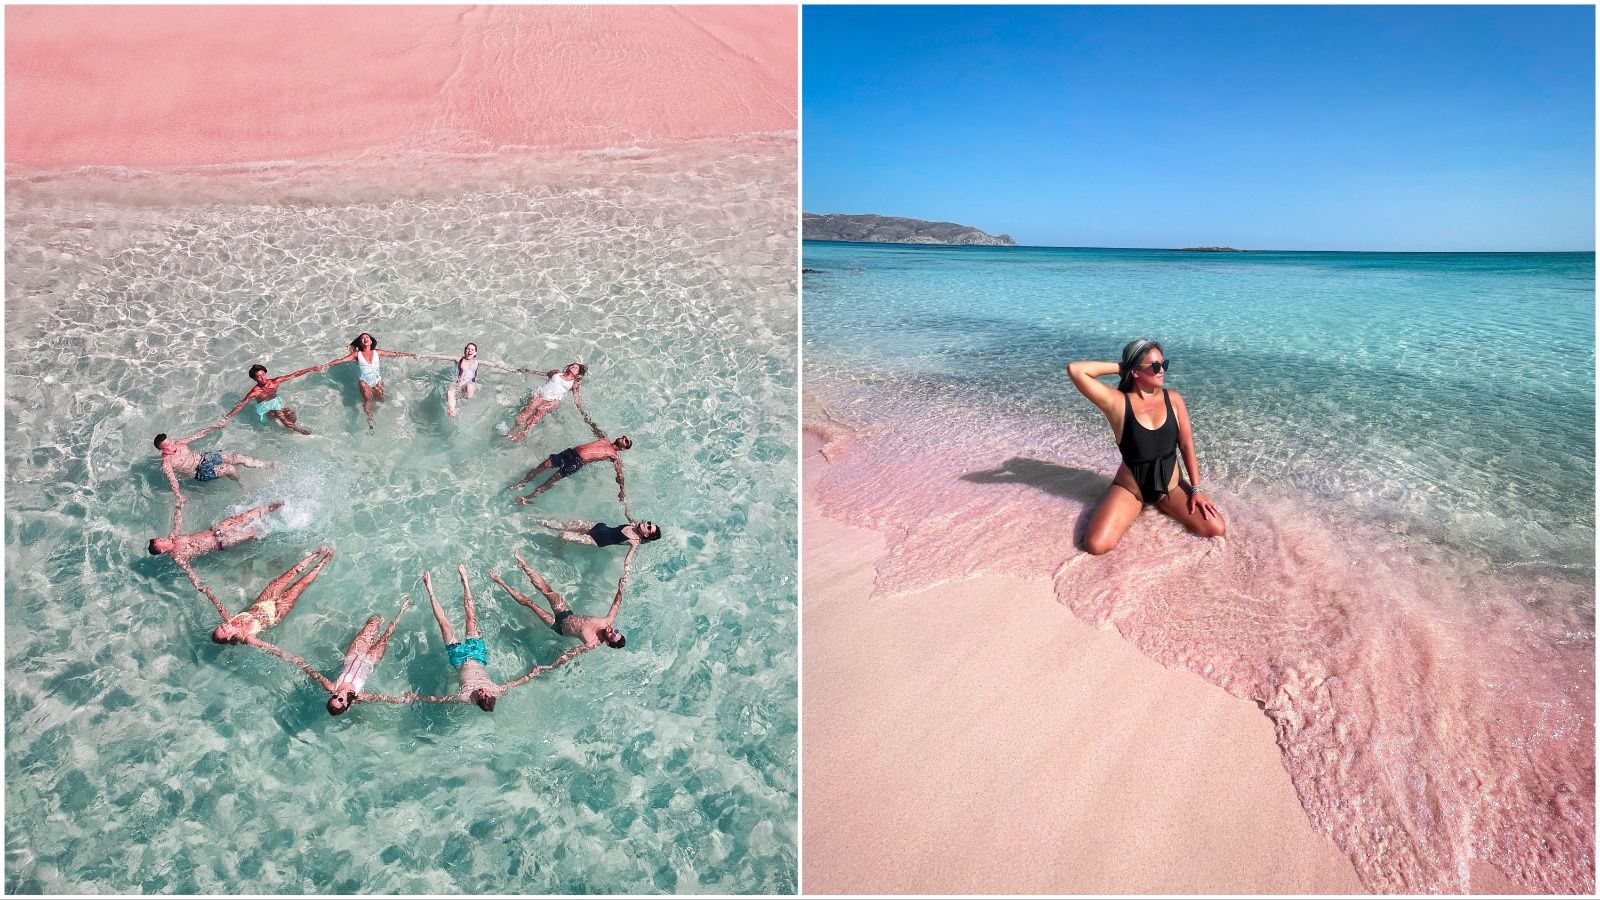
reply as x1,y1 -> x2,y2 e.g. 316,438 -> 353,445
149,333 -> 663,715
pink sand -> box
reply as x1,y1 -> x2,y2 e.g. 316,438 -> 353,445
801,447 -> 1372,894
5,5 -> 796,168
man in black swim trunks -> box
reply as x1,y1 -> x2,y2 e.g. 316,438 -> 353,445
508,435 -> 632,506
488,549 -> 635,665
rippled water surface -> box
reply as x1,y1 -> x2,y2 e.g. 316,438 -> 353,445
804,241 -> 1593,894
5,138 -> 797,894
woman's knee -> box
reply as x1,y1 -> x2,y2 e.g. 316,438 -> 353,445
1196,515 -> 1226,538
1083,532 -> 1118,555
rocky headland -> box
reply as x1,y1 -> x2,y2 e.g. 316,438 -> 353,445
803,213 -> 1016,246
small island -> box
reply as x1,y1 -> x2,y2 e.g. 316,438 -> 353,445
1177,246 -> 1245,252
803,213 -> 1016,246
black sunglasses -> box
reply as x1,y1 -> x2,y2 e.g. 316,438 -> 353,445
1144,360 -> 1169,374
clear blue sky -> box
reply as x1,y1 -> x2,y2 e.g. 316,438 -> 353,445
803,6 -> 1595,251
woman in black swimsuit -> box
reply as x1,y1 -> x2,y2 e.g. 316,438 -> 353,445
1067,338 -> 1225,554
532,518 -> 662,548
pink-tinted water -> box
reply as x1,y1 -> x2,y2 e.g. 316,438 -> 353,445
807,378 -> 1594,894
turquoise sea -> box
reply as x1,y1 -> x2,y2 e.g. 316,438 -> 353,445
804,241 -> 1593,893
4,138 -> 797,894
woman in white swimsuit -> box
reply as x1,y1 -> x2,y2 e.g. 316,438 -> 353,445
329,332 -> 418,429
445,343 -> 480,418
325,595 -> 411,715
505,362 -> 586,442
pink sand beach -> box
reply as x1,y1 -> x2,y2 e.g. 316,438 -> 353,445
802,426 -> 1533,895
6,5 -> 796,169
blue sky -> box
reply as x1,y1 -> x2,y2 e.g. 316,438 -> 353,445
803,6 -> 1595,251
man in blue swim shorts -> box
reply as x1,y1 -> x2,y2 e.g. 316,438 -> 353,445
154,427 -> 270,495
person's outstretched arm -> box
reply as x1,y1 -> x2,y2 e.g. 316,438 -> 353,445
224,387 -> 260,421
162,460 -> 186,507
572,387 -> 607,440
601,545 -> 636,626
244,636 -> 337,692
501,641 -> 594,690
278,362 -> 326,381
504,642 -> 597,689
356,691 -> 465,704
176,558 -> 232,620
180,419 -> 228,444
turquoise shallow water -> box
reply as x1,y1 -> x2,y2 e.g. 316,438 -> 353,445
5,138 -> 797,894
806,242 -> 1594,573
803,241 -> 1593,893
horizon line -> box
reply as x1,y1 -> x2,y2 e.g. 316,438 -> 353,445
800,238 -> 1597,255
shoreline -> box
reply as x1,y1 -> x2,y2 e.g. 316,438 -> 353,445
802,436 -> 1371,894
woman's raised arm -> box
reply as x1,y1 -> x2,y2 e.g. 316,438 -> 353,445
1066,359 -> 1122,415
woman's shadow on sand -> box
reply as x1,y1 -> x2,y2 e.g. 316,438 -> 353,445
959,457 -> 1106,540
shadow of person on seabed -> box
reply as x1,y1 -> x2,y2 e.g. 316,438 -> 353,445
960,457 -> 1107,545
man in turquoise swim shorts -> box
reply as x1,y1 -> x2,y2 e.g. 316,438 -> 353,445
422,566 -> 504,712
225,362 -> 326,435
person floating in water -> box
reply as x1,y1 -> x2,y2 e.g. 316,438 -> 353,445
532,517 -> 661,549
509,435 -> 632,506
1066,338 -> 1225,555
325,595 -> 412,715
444,343 -> 480,418
488,548 -> 634,669
155,426 -> 270,494
225,362 -> 327,435
327,332 -> 419,430
422,566 -> 504,712
149,500 -> 285,562
504,362 -> 586,441
212,546 -> 335,644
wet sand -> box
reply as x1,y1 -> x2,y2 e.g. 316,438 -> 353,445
801,438 -> 1370,894
6,5 -> 797,168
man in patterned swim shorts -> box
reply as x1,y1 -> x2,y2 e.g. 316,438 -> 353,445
154,426 -> 271,495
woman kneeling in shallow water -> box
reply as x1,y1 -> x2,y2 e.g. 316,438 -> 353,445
1067,338 -> 1225,555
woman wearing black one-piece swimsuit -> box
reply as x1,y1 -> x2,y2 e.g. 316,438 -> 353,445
1067,338 -> 1226,555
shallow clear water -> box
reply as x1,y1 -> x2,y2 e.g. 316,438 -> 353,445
4,137 -> 797,894
804,241 -> 1593,893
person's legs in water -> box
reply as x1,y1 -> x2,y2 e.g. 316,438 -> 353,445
1082,470 -> 1144,555
270,547 -> 335,622
1155,485 -> 1227,539
509,457 -> 554,492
